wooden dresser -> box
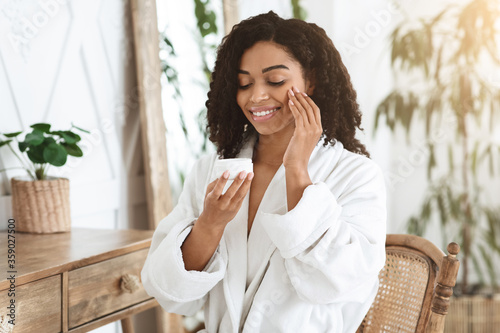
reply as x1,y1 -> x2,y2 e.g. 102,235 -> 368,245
0,228 -> 159,332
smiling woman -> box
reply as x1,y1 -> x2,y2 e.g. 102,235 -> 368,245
237,42 -> 311,134
142,11 -> 386,333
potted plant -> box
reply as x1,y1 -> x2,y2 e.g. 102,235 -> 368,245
374,0 -> 500,330
0,123 -> 88,233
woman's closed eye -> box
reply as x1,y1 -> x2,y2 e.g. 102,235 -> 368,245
269,80 -> 285,86
238,83 -> 252,90
238,80 -> 285,90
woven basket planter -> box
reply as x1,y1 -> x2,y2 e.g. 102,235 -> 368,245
11,177 -> 71,233
445,294 -> 500,332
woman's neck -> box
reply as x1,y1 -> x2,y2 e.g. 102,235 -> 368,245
252,128 -> 294,166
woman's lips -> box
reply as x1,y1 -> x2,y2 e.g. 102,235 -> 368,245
250,107 -> 280,122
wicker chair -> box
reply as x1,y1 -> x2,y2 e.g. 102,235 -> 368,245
357,234 -> 460,333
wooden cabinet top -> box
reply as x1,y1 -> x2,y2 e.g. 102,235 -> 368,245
0,228 -> 154,290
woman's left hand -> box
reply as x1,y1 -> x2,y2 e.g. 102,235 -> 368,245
283,87 -> 323,171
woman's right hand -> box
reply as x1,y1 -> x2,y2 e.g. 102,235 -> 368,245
197,170 -> 254,234
181,170 -> 253,271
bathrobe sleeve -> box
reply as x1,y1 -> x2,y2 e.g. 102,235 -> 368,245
260,154 -> 386,304
141,154 -> 227,316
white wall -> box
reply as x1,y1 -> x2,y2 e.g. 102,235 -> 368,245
0,0 -> 152,331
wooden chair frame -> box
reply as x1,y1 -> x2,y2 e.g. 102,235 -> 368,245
358,234 -> 460,333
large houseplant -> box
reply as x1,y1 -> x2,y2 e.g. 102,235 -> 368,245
0,123 -> 88,233
374,0 -> 500,329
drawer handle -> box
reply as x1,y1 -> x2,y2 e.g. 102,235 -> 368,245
0,315 -> 14,333
120,273 -> 141,293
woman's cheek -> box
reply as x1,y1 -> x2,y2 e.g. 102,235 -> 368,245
236,91 -> 246,110
281,85 -> 292,102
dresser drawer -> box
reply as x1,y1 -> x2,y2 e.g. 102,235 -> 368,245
0,275 -> 61,332
68,249 -> 151,328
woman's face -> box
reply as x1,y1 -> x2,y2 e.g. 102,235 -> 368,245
236,41 -> 313,136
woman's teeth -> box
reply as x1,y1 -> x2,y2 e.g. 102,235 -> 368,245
252,108 -> 279,117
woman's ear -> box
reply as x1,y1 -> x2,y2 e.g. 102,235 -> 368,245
306,70 -> 316,95
306,81 -> 315,96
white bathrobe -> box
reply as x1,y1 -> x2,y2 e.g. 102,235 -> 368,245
141,135 -> 386,333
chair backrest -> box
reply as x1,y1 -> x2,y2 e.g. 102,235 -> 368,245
357,234 -> 460,333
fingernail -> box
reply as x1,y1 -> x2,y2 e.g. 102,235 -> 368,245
302,92 -> 308,97
223,170 -> 229,179
293,86 -> 300,93
239,171 -> 247,180
289,99 -> 294,106
248,172 -> 254,180
289,88 -> 295,96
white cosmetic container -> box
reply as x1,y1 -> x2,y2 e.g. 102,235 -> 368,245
211,158 -> 253,194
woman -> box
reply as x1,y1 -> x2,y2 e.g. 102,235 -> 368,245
142,11 -> 386,333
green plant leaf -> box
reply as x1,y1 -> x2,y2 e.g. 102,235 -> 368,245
471,141 -> 479,177
437,193 -> 447,226
18,141 -> 29,152
51,130 -> 82,144
43,142 -> 67,166
49,130 -> 63,137
25,130 -> 44,146
470,251 -> 486,286
427,144 -> 436,179
447,187 -> 461,220
163,35 -> 176,55
484,209 -> 500,253
0,140 -> 12,147
3,131 -> 22,138
421,198 -> 432,221
390,26 -> 401,58
425,96 -> 435,136
479,244 -> 497,289
27,146 -> 45,164
71,123 -> 90,134
291,0 -> 307,20
407,216 -> 422,236
61,131 -> 81,144
44,137 -> 56,145
374,92 -> 395,131
179,170 -> 186,186
30,123 -> 51,133
434,44 -> 443,85
394,93 -> 404,131
62,143 -> 83,157
194,0 -> 218,38
429,6 -> 450,26
373,103 -> 383,132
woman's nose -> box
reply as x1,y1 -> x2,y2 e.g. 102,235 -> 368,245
250,85 -> 269,103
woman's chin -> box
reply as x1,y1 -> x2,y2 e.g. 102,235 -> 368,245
252,122 -> 295,137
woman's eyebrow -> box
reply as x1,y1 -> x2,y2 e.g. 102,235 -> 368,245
237,64 -> 290,75
262,64 -> 289,73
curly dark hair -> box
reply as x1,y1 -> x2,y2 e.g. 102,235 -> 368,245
206,11 -> 369,158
